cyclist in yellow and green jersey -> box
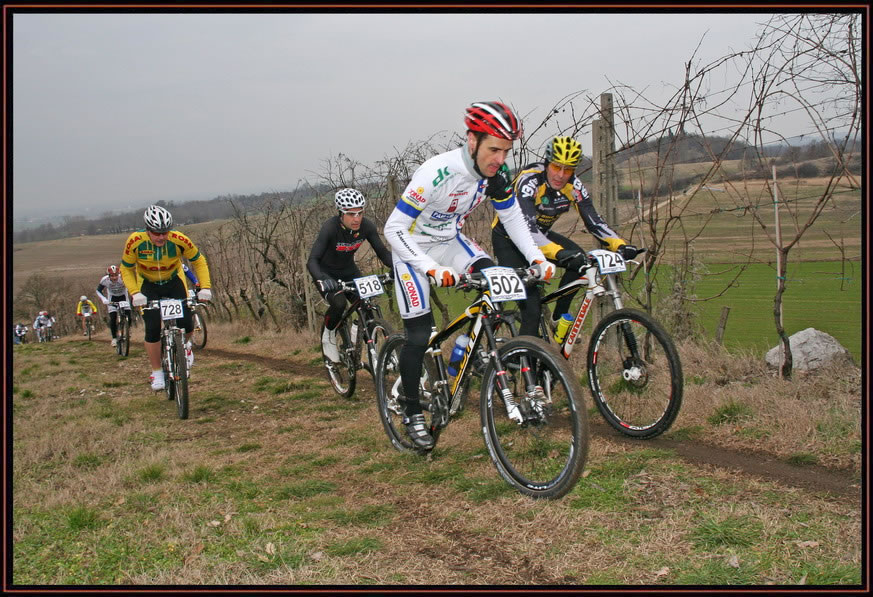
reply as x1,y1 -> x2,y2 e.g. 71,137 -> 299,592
121,204 -> 212,391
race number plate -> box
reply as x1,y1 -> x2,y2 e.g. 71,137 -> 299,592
589,249 -> 627,274
118,300 -> 130,309
482,267 -> 526,302
160,299 -> 184,320
354,275 -> 384,298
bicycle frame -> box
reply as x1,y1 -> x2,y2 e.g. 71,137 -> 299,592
424,271 -> 538,426
334,275 -> 391,355
541,258 -> 630,359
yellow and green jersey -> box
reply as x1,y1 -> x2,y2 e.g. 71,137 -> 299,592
120,229 -> 211,294
76,300 -> 97,315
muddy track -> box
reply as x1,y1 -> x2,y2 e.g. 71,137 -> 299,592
203,346 -> 860,502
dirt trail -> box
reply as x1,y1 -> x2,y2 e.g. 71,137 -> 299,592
203,345 -> 860,502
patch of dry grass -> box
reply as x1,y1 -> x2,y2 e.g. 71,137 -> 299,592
11,327 -> 861,586
670,338 -> 861,472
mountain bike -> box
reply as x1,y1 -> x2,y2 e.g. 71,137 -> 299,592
536,248 -> 683,439
375,267 -> 588,499
83,312 -> 95,341
109,300 -> 132,357
143,298 -> 190,419
187,293 -> 208,350
34,325 -> 47,343
321,273 -> 394,398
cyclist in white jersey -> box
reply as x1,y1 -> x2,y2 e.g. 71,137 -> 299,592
96,264 -> 132,347
383,101 -> 555,450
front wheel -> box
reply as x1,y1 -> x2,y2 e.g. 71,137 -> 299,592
191,309 -> 208,350
480,336 -> 588,499
375,332 -> 438,453
117,316 -> 130,357
363,318 -> 394,378
86,318 -> 92,341
587,308 -> 683,439
171,329 -> 189,419
322,322 -> 356,398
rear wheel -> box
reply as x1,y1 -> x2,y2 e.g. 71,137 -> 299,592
322,322 -> 356,398
587,308 -> 683,439
375,332 -> 438,453
172,329 -> 189,419
191,309 -> 208,350
481,336 -> 588,499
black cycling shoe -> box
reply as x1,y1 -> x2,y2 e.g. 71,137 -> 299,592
403,413 -> 435,450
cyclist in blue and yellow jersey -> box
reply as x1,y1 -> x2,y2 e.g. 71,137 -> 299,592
120,204 -> 212,391
491,135 -> 637,336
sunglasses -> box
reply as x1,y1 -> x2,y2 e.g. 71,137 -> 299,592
548,163 -> 576,175
342,210 -> 364,218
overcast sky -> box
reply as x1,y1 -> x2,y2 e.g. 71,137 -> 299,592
13,11 -> 786,221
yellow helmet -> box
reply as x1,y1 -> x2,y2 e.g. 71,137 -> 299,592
545,136 -> 582,168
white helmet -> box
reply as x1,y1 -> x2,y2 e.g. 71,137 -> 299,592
143,204 -> 173,233
80,295 -> 87,301
334,188 -> 366,212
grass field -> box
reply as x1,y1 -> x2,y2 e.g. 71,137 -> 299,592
10,325 -> 861,585
427,256 -> 861,366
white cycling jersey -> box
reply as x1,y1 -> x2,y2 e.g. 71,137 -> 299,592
97,274 -> 129,301
383,145 -> 545,276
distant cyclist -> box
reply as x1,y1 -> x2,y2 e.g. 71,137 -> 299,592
120,204 -> 212,391
307,188 -> 393,362
14,322 -> 28,344
75,297 -> 98,336
492,135 -> 636,335
96,264 -> 132,348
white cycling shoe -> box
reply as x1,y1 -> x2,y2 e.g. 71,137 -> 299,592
322,327 -> 340,362
150,370 -> 165,391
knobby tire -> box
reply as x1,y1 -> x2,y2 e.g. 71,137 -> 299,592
587,308 -> 683,439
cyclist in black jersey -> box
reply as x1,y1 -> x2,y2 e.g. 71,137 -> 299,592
307,188 -> 393,362
492,135 -> 637,336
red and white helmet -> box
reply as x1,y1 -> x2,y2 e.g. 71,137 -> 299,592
464,101 -> 522,140
107,264 -> 120,275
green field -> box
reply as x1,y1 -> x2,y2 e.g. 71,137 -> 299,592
689,261 -> 861,362
428,258 -> 861,365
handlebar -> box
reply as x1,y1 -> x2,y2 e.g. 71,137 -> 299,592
557,247 -> 648,273
335,272 -> 394,293
453,267 -> 539,291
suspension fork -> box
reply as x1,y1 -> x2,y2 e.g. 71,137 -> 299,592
480,312 -> 529,423
601,274 -> 641,361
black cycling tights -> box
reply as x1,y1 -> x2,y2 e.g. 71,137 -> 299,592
321,290 -> 348,331
399,258 -> 494,416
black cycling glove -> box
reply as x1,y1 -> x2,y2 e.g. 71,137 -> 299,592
318,278 -> 339,293
485,164 -> 513,201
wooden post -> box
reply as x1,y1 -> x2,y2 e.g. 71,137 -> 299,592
715,306 -> 731,344
601,93 -> 618,227
302,250 -> 316,334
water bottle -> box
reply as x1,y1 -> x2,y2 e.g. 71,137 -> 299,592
553,313 -> 574,344
446,334 -> 470,378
